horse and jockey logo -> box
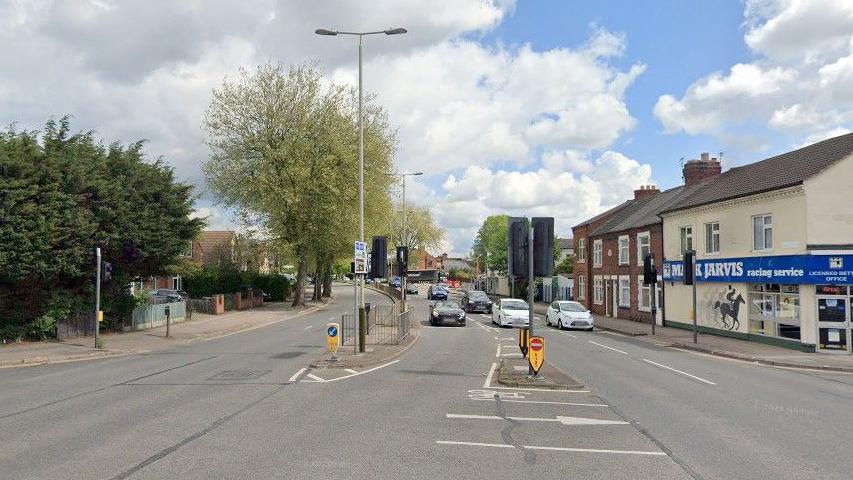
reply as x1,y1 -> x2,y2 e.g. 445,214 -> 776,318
713,285 -> 744,330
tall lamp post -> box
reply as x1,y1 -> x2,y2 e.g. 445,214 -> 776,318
385,171 -> 423,311
316,27 -> 407,352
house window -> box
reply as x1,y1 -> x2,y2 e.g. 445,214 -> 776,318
638,276 -> 652,312
618,236 -> 629,265
637,232 -> 650,266
679,226 -> 693,255
577,275 -> 586,300
593,276 -> 604,304
181,241 -> 193,258
576,238 -> 586,263
593,240 -> 603,267
705,222 -> 720,254
753,215 -> 773,251
619,277 -> 630,307
172,276 -> 182,291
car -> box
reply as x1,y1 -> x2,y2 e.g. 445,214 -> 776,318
461,290 -> 492,313
492,298 -> 530,328
429,300 -> 466,326
427,285 -> 448,300
148,289 -> 186,304
545,301 -> 594,330
405,283 -> 419,295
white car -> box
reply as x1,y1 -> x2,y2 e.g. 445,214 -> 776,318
492,298 -> 530,328
545,301 -> 593,330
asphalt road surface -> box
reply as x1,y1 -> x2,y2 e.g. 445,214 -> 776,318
1,285 -> 851,479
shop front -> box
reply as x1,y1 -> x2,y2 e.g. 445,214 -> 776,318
663,254 -> 853,353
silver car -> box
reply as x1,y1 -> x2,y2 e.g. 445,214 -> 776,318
545,301 -> 593,330
492,298 -> 530,328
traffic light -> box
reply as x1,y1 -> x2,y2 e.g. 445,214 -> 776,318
101,261 -> 113,282
396,246 -> 408,277
532,217 -> 554,277
507,217 -> 529,278
643,253 -> 657,285
370,236 -> 388,278
683,251 -> 695,285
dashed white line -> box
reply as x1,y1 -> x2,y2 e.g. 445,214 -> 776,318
495,344 -> 501,358
500,353 -> 523,357
446,413 -> 628,426
305,373 -> 326,382
468,398 -> 607,407
588,340 -> 629,355
304,325 -> 313,330
642,359 -> 716,385
483,362 -> 497,388
288,368 -> 307,382
562,332 -> 578,338
435,441 -> 666,456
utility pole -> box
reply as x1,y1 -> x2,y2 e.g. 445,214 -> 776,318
527,226 -> 535,375
94,247 -> 101,348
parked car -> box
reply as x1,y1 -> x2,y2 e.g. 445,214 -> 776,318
545,301 -> 593,330
405,283 -> 419,295
492,298 -> 530,328
148,289 -> 186,304
427,284 -> 448,300
461,290 -> 492,313
430,300 -> 466,327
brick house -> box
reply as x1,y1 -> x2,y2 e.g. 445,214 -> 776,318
572,201 -> 632,310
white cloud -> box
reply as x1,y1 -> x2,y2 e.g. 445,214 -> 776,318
655,0 -> 853,144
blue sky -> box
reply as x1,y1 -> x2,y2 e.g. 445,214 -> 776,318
2,0 -> 851,255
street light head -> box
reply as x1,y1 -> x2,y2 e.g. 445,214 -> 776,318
384,28 -> 407,35
412,172 -> 423,176
315,28 -> 338,36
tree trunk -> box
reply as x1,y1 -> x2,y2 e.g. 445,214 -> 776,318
322,261 -> 333,298
292,248 -> 307,307
312,262 -> 322,301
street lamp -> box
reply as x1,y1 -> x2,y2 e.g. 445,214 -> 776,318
384,171 -> 422,310
316,26 -> 407,353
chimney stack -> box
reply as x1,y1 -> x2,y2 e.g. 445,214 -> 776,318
683,152 -> 721,187
633,184 -> 660,200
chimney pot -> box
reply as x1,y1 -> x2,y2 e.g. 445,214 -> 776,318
634,184 -> 660,200
683,153 -> 722,187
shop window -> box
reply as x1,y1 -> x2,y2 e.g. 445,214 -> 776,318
752,215 -> 773,251
637,232 -> 650,266
748,284 -> 800,340
619,277 -> 630,307
705,222 -> 720,254
679,226 -> 693,255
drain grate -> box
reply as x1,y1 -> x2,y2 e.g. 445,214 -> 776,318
207,370 -> 272,381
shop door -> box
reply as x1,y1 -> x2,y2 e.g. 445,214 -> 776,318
816,295 -> 850,353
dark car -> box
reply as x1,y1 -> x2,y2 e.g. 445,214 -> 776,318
430,300 -> 466,326
427,285 -> 448,300
461,290 -> 492,313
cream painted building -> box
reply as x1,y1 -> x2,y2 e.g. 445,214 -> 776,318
660,134 -> 853,353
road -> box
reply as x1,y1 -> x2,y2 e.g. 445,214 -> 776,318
1,285 -> 851,479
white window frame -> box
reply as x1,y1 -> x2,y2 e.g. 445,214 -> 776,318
636,231 -> 650,266
705,222 -> 720,254
618,276 -> 630,308
618,235 -> 629,265
576,238 -> 586,263
593,239 -> 603,268
679,225 -> 693,255
637,275 -> 651,312
593,276 -> 604,305
752,214 -> 773,251
577,275 -> 586,300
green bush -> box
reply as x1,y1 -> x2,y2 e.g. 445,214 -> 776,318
0,323 -> 24,343
183,266 -> 291,300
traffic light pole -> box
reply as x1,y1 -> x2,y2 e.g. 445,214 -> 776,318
94,247 -> 101,349
527,226 -> 535,375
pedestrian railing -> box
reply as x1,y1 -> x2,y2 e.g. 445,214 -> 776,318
340,302 -> 411,348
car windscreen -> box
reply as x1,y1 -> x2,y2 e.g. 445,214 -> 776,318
469,291 -> 488,299
435,301 -> 459,309
559,302 -> 587,312
502,300 -> 529,310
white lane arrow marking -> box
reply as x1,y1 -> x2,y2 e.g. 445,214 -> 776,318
446,413 -> 628,426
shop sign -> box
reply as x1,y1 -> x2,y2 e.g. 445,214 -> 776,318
662,255 -> 853,285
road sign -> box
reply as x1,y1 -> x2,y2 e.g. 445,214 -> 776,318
518,328 -> 530,358
326,322 -> 340,355
354,241 -> 367,274
97,310 -> 103,322
528,336 -> 544,375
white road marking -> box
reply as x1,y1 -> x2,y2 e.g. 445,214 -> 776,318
495,344 -> 501,358
435,441 -> 666,456
344,368 -> 358,374
288,368 -> 307,382
483,362 -> 497,388
447,413 -> 628,426
588,340 -> 629,355
501,353 -> 523,357
642,359 -> 716,385
304,325 -> 313,330
305,373 -> 326,382
494,337 -> 514,341
487,385 -> 590,393
563,332 -> 577,338
468,398 -> 608,407
322,360 -> 401,383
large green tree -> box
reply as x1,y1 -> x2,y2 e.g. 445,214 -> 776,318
203,63 -> 395,306
0,118 -> 203,337
471,215 -> 509,274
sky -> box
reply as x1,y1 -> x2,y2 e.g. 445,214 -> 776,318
2,0 -> 852,256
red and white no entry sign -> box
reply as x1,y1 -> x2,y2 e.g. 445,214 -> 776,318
529,337 -> 544,351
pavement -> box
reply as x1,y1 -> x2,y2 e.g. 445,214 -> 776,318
0,297 -> 331,368
531,301 -> 853,372
1,285 -> 852,479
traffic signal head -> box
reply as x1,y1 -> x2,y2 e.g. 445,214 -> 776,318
371,236 -> 388,278
683,251 -> 695,285
507,217 -> 529,278
102,261 -> 113,282
532,217 -> 554,277
396,246 -> 409,277
643,253 -> 657,285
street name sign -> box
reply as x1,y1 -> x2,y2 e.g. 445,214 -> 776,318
354,241 -> 367,274
528,336 -> 544,375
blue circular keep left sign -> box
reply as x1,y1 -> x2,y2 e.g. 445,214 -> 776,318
327,326 -> 338,337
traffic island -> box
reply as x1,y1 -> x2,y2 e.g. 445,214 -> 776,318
496,357 -> 585,389
309,330 -> 419,369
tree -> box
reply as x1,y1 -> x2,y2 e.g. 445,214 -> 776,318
203,63 -> 395,306
0,118 -> 203,336
554,254 -> 573,275
471,215 -> 509,274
